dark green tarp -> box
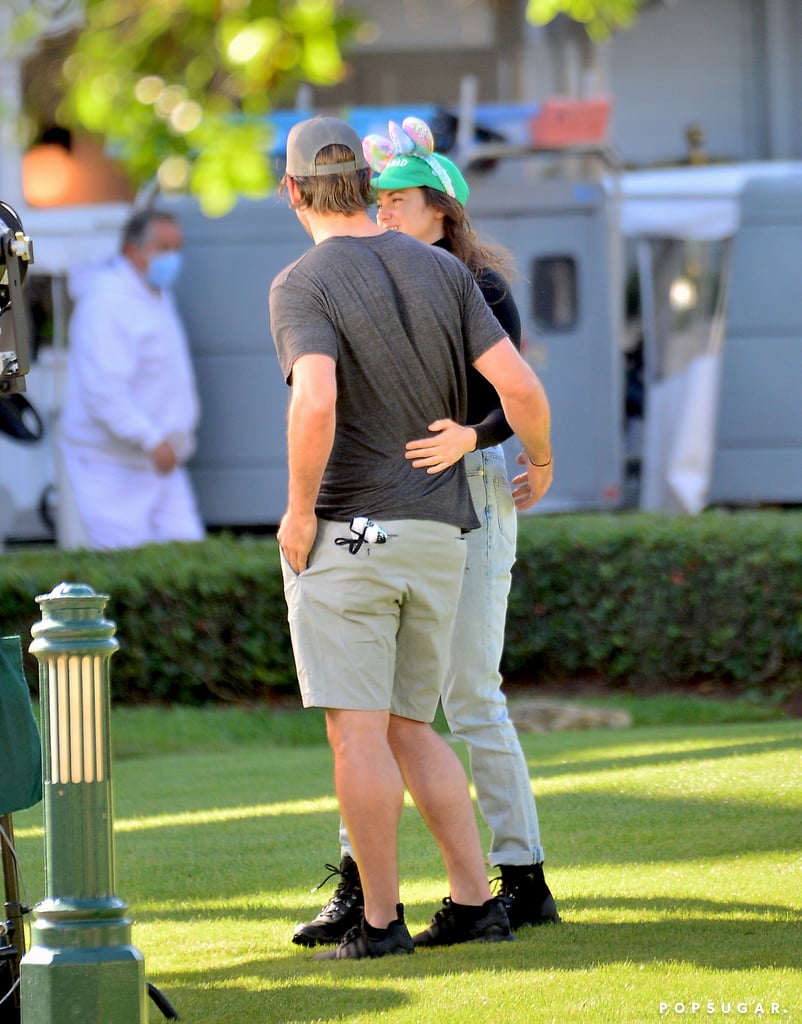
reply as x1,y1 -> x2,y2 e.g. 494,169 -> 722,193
0,635 -> 42,814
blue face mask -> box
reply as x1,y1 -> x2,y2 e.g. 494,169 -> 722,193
146,250 -> 183,290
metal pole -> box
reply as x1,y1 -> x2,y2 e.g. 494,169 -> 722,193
1,812 -> 24,1019
20,582 -> 146,1024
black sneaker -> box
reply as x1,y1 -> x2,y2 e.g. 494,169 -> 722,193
412,896 -> 514,947
496,863 -> 561,930
292,856 -> 364,947
312,904 -> 415,960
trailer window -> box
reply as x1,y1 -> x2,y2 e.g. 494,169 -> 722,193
531,255 -> 578,330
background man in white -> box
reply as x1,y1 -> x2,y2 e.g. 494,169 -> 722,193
59,209 -> 204,550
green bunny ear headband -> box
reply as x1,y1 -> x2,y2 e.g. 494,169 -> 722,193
362,117 -> 470,207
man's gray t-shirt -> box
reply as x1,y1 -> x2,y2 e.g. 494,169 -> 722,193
269,230 -> 507,530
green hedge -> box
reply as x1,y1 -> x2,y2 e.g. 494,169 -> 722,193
2,511 -> 800,703
505,510 -> 802,693
0,537 -> 290,704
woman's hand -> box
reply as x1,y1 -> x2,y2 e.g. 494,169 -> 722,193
405,419 -> 478,474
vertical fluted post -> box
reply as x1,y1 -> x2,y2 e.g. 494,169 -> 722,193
21,582 -> 146,1023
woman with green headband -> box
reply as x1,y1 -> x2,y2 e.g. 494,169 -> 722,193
291,118 -> 559,950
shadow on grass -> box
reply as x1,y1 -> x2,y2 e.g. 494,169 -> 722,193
504,916 -> 802,972
131,894 -> 802,933
141,913 -> 800,1023
146,961 -> 411,1022
531,733 -> 801,780
107,783 -> 799,886
537,792 -> 802,864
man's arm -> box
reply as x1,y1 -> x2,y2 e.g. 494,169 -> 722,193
277,352 -> 337,573
473,338 -> 553,511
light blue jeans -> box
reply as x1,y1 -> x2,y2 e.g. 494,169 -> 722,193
339,445 -> 545,867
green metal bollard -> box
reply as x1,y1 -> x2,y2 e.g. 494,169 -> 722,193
20,582 -> 146,1024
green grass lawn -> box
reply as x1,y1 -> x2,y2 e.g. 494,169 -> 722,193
10,700 -> 802,1024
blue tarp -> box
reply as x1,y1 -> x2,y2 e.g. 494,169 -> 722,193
263,102 -> 541,154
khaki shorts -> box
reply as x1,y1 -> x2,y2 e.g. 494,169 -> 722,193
281,518 -> 467,721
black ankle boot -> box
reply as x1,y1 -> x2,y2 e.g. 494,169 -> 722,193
498,863 -> 560,930
292,855 -> 364,947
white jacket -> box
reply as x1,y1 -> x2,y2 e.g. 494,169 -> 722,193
60,255 -> 200,469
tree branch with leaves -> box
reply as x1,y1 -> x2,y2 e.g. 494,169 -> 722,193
53,0 -> 359,215
526,0 -> 648,40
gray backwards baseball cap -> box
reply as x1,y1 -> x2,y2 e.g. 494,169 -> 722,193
285,116 -> 368,177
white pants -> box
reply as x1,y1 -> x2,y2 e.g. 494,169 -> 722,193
442,445 -> 544,866
60,448 -> 205,551
339,445 -> 545,866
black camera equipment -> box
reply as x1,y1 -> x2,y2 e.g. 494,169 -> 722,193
0,203 -> 35,1020
1,822 -> 27,1022
334,515 -> 389,555
1,632 -> 41,1024
1,201 -> 35,397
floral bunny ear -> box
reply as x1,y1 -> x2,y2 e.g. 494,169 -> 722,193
362,133 -> 396,173
388,120 -> 416,155
400,117 -> 435,156
364,117 -> 438,172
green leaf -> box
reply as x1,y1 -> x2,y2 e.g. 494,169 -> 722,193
526,0 -> 644,39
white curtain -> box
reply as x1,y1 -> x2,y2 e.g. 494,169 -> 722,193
637,237 -> 730,513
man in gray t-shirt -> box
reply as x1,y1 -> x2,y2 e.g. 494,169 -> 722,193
269,116 -> 553,961
271,228 -> 505,527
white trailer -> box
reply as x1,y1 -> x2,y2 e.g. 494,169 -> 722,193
618,161 -> 802,512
